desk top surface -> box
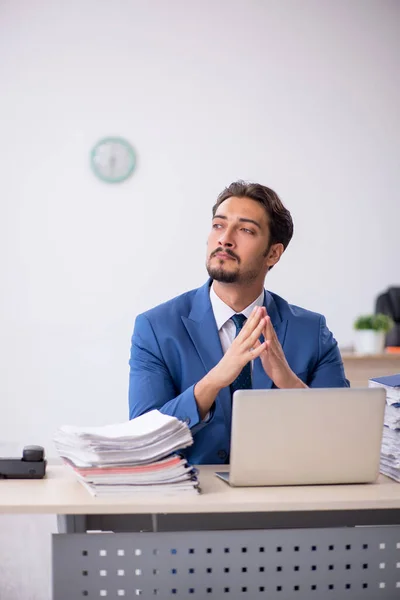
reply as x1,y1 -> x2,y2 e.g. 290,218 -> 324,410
1,466 -> 400,515
341,353 -> 400,361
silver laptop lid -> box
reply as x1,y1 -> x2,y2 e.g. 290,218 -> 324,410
229,388 -> 385,486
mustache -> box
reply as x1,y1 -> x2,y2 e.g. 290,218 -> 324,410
210,248 -> 240,263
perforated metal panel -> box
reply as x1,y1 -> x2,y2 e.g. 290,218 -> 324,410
53,527 -> 400,599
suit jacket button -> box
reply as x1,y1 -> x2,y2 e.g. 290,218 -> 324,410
218,449 -> 227,460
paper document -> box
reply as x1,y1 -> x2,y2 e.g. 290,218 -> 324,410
54,410 -> 199,495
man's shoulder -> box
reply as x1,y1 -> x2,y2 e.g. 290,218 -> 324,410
138,285 -> 202,324
269,291 -> 324,324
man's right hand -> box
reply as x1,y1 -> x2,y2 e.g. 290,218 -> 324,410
210,306 -> 268,388
194,306 -> 267,419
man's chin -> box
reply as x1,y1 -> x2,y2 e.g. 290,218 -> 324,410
206,266 -> 240,284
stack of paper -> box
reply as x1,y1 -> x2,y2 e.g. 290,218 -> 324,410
369,374 -> 400,482
54,410 -> 199,495
383,405 -> 400,430
380,428 -> 400,482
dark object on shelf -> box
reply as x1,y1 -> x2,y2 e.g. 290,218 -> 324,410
376,287 -> 400,347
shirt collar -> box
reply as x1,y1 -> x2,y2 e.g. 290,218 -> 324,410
210,284 -> 264,331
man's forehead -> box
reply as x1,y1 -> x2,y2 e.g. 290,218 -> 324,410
214,196 -> 269,226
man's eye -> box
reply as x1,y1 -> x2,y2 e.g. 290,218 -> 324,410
212,223 -> 222,229
242,228 -> 254,234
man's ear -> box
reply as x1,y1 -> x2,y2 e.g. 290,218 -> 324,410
266,243 -> 284,269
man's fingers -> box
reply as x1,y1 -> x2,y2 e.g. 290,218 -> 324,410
246,306 -> 263,326
250,341 -> 268,359
264,315 -> 277,341
236,308 -> 270,347
263,328 -> 278,357
242,317 -> 266,349
237,307 -> 263,339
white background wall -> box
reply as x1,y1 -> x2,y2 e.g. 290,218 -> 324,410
1,0 -> 399,452
0,1 -> 399,599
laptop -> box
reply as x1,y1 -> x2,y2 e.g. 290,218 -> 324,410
216,387 -> 386,486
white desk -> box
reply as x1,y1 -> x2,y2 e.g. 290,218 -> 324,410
1,465 -> 400,515
1,466 -> 400,599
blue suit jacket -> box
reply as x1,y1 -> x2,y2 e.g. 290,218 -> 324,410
129,280 -> 349,464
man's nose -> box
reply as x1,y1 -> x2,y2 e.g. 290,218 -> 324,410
218,228 -> 235,247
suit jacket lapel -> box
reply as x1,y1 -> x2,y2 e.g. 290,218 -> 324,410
252,290 -> 288,389
181,281 -> 232,427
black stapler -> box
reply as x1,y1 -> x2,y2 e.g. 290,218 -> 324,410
0,445 -> 47,479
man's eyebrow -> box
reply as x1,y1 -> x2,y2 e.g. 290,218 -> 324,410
213,214 -> 262,230
213,215 -> 261,229
238,218 -> 262,230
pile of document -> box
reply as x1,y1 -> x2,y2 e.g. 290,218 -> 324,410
369,374 -> 400,482
53,410 -> 199,496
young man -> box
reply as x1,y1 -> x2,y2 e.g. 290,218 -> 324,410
129,181 -> 349,464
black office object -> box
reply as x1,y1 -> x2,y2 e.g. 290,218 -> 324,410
376,286 -> 400,347
0,444 -> 47,479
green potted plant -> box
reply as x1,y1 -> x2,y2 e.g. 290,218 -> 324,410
353,313 -> 394,354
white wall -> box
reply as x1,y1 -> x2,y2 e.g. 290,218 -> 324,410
1,0 -> 399,454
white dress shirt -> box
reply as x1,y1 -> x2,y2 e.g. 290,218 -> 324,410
210,284 -> 264,354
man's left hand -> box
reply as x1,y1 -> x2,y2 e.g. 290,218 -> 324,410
255,307 -> 307,389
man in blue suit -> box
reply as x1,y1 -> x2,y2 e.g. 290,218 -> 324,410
129,181 -> 349,464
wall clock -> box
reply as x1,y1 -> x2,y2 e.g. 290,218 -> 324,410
90,137 -> 136,183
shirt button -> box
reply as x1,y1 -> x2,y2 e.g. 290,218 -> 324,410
218,449 -> 227,460
184,417 -> 190,426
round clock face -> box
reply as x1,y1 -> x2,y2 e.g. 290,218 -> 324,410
90,137 -> 136,183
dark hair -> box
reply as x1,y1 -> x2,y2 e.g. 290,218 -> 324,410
212,180 -> 294,249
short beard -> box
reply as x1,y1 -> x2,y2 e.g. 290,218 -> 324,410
206,262 -> 260,284
207,263 -> 240,283
206,243 -> 271,284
